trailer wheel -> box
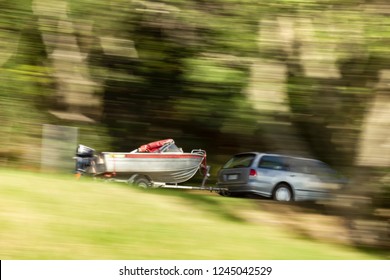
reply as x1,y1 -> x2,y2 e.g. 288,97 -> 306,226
134,177 -> 151,188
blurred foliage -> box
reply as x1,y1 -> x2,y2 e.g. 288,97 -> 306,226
0,0 -> 389,247
0,0 -> 390,160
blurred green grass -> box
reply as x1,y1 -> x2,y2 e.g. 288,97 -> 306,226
0,169 -> 383,260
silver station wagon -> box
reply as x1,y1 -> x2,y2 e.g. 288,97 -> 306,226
217,152 -> 346,201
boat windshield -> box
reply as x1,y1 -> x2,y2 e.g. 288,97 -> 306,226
162,143 -> 183,153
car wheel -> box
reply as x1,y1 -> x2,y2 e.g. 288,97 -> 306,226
134,177 -> 151,188
273,183 -> 293,201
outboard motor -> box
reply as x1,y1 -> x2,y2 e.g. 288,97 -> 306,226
74,145 -> 95,175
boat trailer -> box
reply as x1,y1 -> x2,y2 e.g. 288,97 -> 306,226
99,166 -> 227,193
74,153 -> 226,193
74,141 -> 227,193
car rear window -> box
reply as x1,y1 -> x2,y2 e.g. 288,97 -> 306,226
222,154 -> 255,168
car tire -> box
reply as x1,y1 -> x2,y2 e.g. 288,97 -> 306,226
273,183 -> 293,202
134,177 -> 151,188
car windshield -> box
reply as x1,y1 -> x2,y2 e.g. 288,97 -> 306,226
223,154 -> 255,168
306,161 -> 337,177
288,158 -> 337,176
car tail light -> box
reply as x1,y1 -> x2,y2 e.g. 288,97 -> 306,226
249,169 -> 257,177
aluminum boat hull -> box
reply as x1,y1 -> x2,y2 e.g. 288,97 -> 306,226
101,152 -> 205,183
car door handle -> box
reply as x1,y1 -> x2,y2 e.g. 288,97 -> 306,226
289,175 -> 296,177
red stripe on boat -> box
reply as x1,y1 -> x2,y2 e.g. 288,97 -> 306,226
123,154 -> 203,159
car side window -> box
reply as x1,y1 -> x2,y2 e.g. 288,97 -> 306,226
258,156 -> 288,171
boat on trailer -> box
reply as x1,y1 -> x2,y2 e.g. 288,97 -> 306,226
74,139 -> 215,189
